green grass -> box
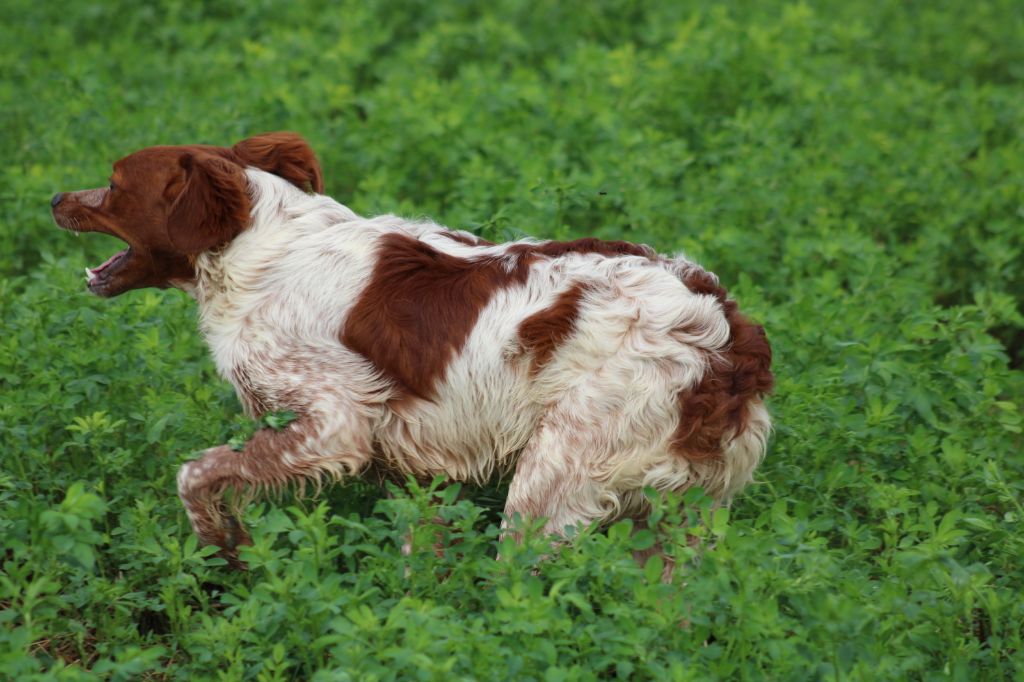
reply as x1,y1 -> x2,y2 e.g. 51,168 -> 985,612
2,0 -> 1023,679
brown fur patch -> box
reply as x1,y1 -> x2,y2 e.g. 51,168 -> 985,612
343,235 -> 663,400
167,151 -> 251,254
441,230 -> 494,247
517,282 -> 591,376
342,234 -> 533,399
509,238 -> 657,261
230,132 -> 324,194
671,269 -> 773,461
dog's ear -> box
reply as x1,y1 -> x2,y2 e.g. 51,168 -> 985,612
166,152 -> 251,254
231,131 -> 324,194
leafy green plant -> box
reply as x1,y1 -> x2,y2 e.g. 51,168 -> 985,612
1,0 -> 1022,678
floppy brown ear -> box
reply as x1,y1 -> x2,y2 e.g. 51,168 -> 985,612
231,131 -> 324,194
166,152 -> 251,254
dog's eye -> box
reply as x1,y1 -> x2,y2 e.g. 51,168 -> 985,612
109,181 -> 116,191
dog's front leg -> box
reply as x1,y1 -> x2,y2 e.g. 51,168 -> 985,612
176,413 -> 371,568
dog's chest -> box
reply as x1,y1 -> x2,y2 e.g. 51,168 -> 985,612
196,286 -> 328,416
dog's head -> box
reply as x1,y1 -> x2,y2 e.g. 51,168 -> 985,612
51,132 -> 323,297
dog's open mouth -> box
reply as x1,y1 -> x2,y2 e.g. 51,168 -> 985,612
85,248 -> 130,289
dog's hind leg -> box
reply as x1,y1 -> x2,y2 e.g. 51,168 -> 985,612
500,367 -> 690,556
501,397 -> 641,540
176,411 -> 373,568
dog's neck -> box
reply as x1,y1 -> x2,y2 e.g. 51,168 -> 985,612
187,169 -> 355,308
183,170 -> 364,400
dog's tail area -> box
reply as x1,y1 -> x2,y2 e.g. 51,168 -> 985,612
667,263 -> 774,495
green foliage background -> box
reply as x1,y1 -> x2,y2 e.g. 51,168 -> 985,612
2,0 -> 1022,679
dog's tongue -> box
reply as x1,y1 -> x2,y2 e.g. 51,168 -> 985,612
94,250 -> 126,272
85,249 -> 128,283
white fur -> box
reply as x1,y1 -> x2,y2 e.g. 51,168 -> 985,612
184,169 -> 770,532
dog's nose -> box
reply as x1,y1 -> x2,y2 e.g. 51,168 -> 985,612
51,193 -> 64,209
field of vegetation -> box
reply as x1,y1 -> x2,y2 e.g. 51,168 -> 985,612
2,0 -> 1022,679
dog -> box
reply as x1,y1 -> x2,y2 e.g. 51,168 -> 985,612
52,132 -> 773,567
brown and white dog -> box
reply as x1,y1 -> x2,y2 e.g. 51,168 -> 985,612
52,132 -> 773,567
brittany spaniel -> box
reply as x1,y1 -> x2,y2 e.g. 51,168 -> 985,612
52,133 -> 772,567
